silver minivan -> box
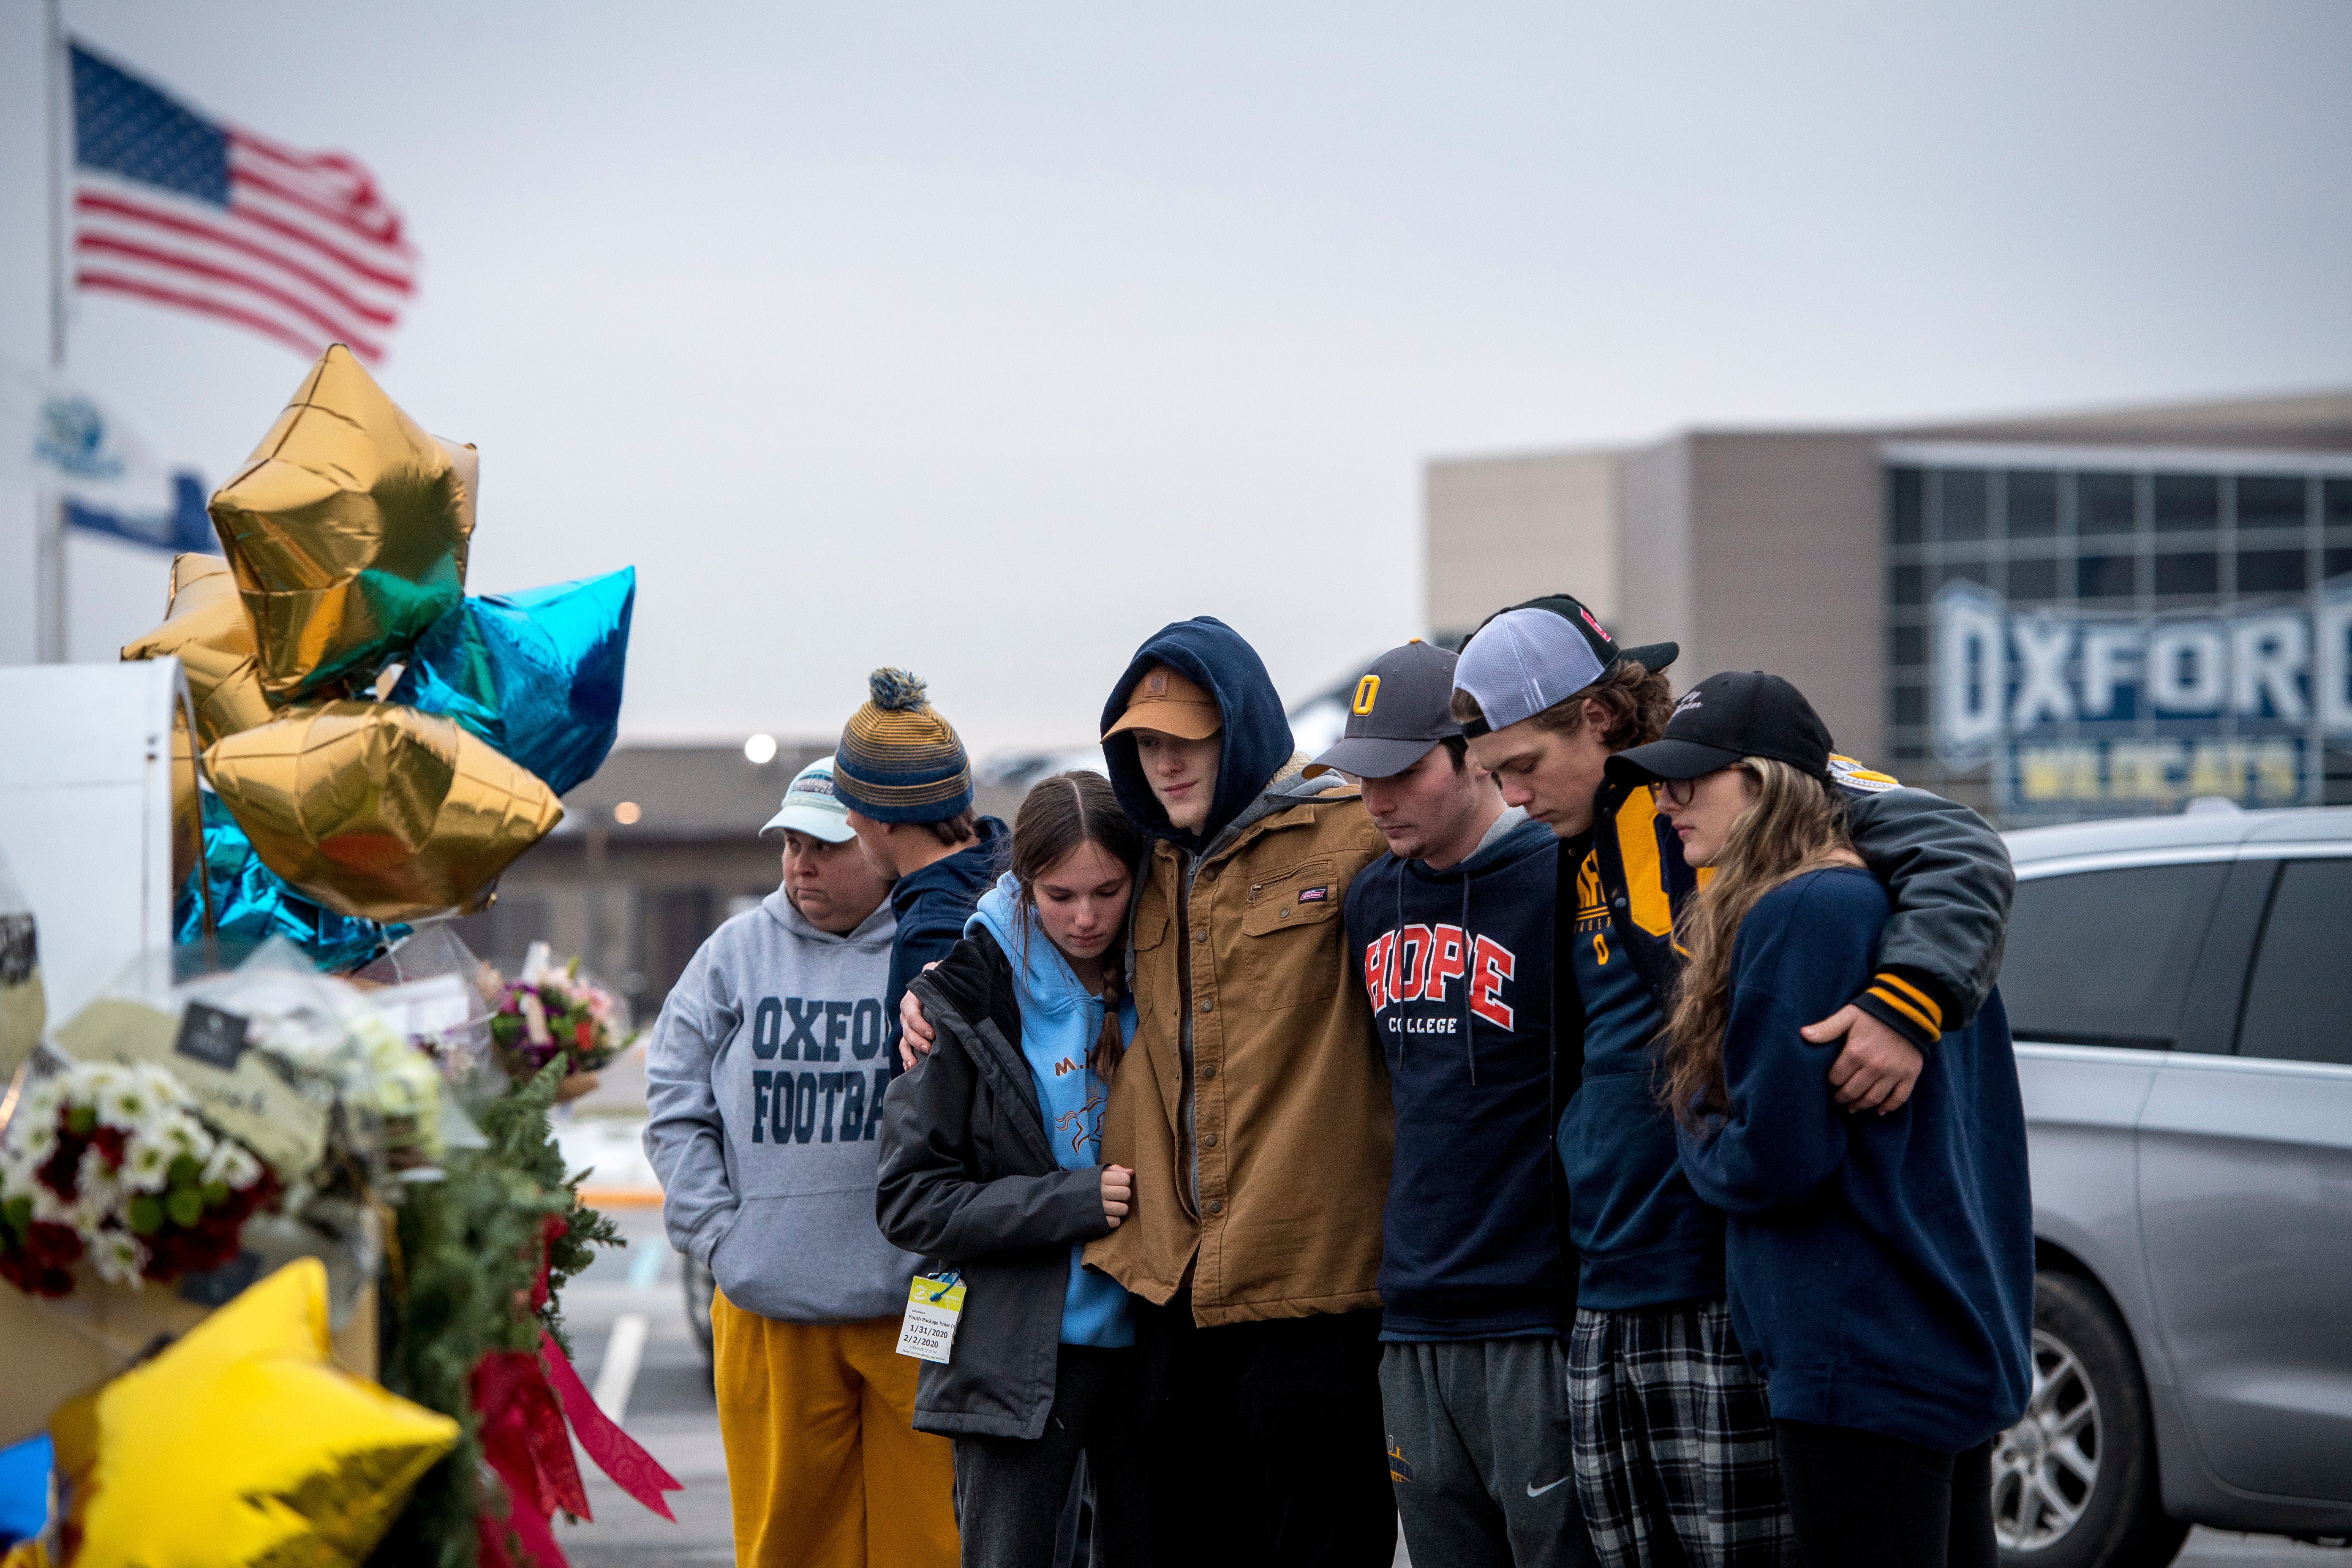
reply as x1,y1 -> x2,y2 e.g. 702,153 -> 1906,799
1994,804 -> 2352,1565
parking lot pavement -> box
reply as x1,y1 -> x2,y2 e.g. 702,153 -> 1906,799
550,1209 -> 2340,1568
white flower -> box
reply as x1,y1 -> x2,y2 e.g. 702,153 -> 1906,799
20,1079 -> 63,1127
1,1156 -> 35,1201
96,1081 -> 155,1131
153,1111 -> 208,1160
202,1141 -> 261,1191
29,1184 -> 70,1225
65,1192 -> 112,1241
12,1115 -> 57,1165
120,1135 -> 174,1194
76,1146 -> 121,1206
90,1230 -> 144,1286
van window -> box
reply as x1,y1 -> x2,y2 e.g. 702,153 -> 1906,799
2000,863 -> 2229,1048
2237,860 -> 2352,1067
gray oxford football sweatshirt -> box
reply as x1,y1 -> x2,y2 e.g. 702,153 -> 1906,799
642,886 -> 920,1323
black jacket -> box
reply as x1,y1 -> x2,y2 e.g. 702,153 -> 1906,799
876,928 -> 1114,1439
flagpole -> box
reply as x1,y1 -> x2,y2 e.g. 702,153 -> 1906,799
44,0 -> 65,371
37,0 -> 67,661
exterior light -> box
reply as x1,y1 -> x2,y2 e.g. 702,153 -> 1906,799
612,801 -> 642,825
744,734 -> 778,765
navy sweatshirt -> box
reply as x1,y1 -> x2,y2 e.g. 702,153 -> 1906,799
1346,813 -> 1571,1340
1558,839 -> 1723,1309
883,816 -> 1009,1077
1676,868 -> 2034,1454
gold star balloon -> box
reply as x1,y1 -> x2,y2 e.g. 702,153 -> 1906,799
54,1258 -> 458,1568
203,702 -> 564,923
122,552 -> 275,749
120,553 -> 274,892
209,345 -> 478,702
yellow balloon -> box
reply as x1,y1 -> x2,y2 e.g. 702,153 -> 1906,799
209,346 -> 478,702
203,702 -> 564,923
59,1259 -> 456,1568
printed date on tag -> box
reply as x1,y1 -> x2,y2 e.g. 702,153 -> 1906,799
896,1272 -> 965,1364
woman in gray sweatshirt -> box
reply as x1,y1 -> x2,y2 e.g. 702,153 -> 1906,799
642,755 -> 958,1568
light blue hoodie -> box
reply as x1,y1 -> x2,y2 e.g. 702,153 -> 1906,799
968,873 -> 1138,1349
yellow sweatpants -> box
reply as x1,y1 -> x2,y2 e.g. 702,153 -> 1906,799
711,1289 -> 960,1568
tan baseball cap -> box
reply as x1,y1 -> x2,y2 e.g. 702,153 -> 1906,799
1103,664 -> 1222,741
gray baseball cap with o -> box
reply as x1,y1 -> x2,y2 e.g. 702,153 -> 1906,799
761,754 -> 856,842
1307,638 -> 1465,779
1453,593 -> 1678,737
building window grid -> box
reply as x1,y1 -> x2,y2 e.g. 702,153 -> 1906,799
1889,466 -> 2349,807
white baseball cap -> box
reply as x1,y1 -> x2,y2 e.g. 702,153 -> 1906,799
761,755 -> 856,842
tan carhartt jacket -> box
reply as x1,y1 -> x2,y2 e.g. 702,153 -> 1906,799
1084,765 -> 1391,1326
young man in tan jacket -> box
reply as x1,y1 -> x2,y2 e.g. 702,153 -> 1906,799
901,616 -> 1396,1568
1089,617 -> 1395,1568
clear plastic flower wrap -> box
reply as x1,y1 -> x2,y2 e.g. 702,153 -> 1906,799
349,923 -> 502,1101
169,940 -> 444,1190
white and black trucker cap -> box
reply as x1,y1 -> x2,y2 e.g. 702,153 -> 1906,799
1452,593 -> 1678,738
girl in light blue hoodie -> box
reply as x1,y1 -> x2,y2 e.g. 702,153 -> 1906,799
877,772 -> 1149,1568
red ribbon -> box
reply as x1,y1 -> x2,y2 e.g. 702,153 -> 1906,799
467,1217 -> 685,1562
538,1328 -> 681,1521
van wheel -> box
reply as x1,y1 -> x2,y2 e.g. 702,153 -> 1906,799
1993,1272 -> 2188,1568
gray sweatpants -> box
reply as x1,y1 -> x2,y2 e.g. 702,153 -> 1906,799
1380,1337 -> 1595,1568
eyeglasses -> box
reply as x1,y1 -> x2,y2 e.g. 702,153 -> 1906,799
1657,776 -> 1699,807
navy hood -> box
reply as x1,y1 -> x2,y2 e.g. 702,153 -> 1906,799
1101,617 -> 1295,852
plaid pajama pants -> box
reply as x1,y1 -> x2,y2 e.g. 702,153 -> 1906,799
1567,1298 -> 1795,1568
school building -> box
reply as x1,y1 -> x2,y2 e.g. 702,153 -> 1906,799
1424,390 -> 2352,823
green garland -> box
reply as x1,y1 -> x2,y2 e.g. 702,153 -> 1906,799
366,1062 -> 623,1567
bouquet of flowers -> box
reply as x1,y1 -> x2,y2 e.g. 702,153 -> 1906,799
490,943 -> 635,1086
0,1061 -> 277,1298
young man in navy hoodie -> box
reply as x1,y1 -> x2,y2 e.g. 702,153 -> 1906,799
1452,596 -> 2014,1568
1322,639 -> 1592,1568
833,667 -> 1009,1074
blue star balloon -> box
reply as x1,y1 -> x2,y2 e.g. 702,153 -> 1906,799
177,792 -> 408,970
391,566 -> 635,796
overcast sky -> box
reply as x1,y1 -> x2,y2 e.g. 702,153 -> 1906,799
4,1 -> 2349,755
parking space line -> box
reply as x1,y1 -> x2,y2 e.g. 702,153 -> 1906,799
593,1312 -> 650,1426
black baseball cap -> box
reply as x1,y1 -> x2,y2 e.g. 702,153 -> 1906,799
1607,671 -> 1834,785
1306,639 -> 1463,779
1453,593 -> 1679,738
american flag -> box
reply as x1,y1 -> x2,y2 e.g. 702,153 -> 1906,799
70,42 -> 416,365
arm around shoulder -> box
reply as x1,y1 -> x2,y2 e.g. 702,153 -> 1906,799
1844,787 -> 2014,1040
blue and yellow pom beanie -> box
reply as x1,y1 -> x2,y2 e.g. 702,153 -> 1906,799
832,668 -> 975,824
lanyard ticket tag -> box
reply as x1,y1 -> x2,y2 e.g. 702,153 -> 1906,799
897,1272 -> 966,1363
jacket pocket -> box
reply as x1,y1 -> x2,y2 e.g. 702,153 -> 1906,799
1239,857 -> 1343,1009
